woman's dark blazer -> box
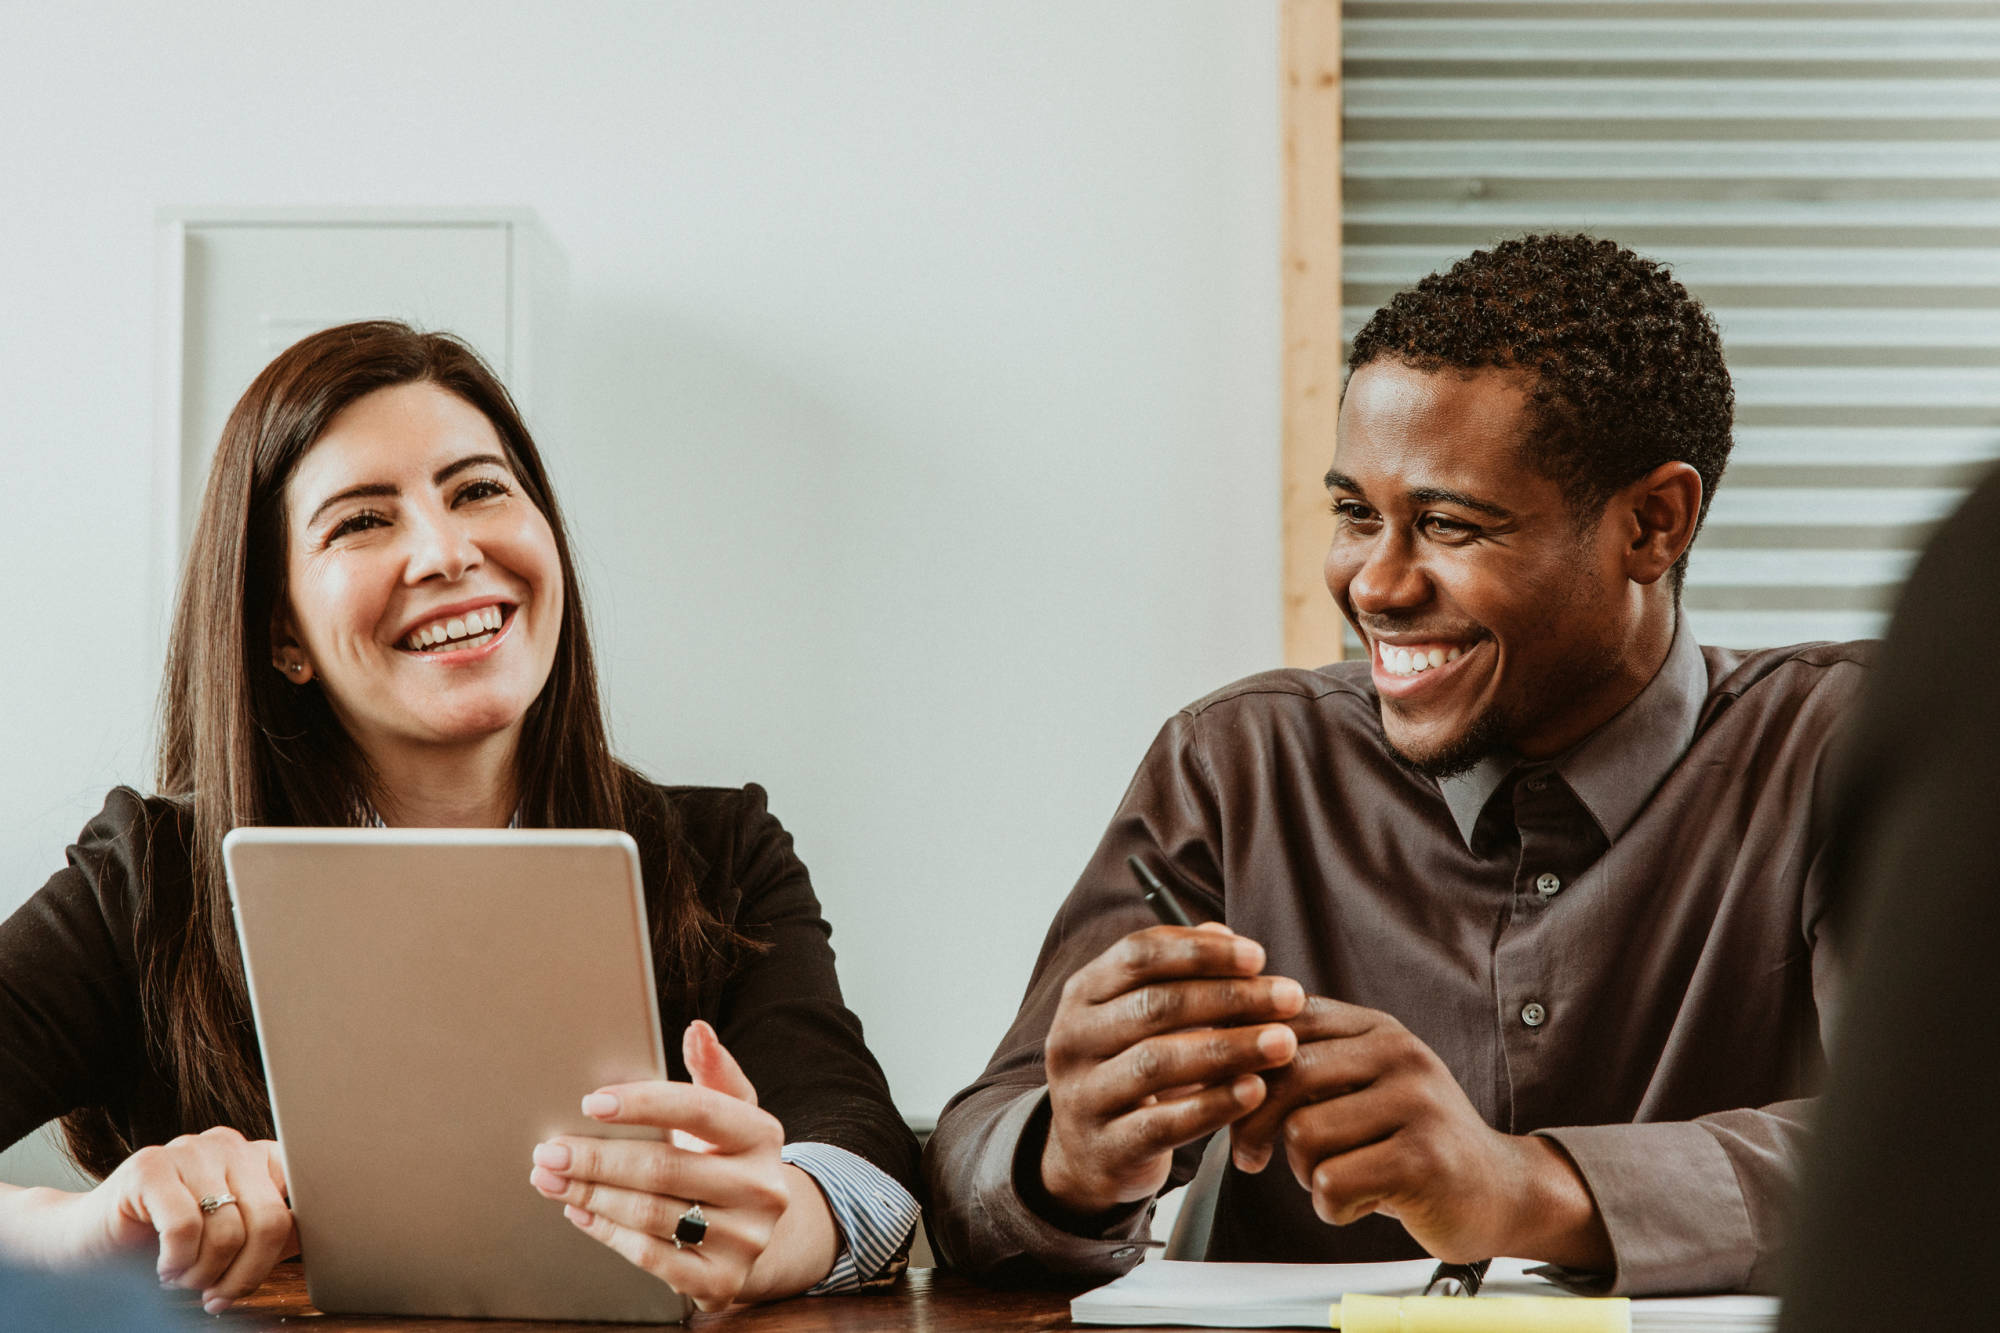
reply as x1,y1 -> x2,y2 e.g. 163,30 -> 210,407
0,783 -> 919,1201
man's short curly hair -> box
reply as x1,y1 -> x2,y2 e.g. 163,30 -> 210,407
1346,234 -> 1733,595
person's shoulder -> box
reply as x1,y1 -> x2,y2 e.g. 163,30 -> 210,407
1180,660 -> 1376,720
1694,640 -> 1875,755
1702,639 -> 1874,705
640,781 -> 810,930
1152,664 -> 1385,780
644,780 -> 788,879
47,787 -> 194,934
651,780 -> 777,836
70,787 -> 193,871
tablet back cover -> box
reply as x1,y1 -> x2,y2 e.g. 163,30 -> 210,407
225,828 -> 687,1323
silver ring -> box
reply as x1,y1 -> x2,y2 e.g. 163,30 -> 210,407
670,1202 -> 707,1249
198,1193 -> 237,1215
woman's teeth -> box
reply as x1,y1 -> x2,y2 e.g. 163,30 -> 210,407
403,606 -> 505,652
1380,644 -> 1464,677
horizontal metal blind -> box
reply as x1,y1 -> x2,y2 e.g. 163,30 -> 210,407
1343,0 -> 2000,648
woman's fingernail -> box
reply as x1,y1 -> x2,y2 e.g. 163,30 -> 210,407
1256,1025 -> 1294,1059
532,1141 -> 570,1170
581,1092 -> 619,1118
1231,1074 -> 1264,1105
564,1204 -> 592,1226
204,1296 -> 230,1314
530,1166 -> 568,1193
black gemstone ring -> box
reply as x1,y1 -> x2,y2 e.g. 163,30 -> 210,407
671,1202 -> 707,1249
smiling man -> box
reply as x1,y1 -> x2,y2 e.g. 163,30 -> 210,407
925,235 -> 1865,1295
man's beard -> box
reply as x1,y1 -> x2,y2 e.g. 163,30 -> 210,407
1382,703 -> 1512,781
1378,633 -> 1624,781
1371,531 -> 1628,780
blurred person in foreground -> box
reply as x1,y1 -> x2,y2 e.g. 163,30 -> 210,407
1778,467 -> 2000,1330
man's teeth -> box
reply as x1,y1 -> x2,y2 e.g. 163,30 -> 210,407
403,606 -> 506,651
1380,644 -> 1465,676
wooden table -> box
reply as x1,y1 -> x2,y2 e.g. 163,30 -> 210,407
211,1262 -> 1182,1331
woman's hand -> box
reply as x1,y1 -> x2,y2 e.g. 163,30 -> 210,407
529,1020 -> 840,1310
0,1126 -> 296,1314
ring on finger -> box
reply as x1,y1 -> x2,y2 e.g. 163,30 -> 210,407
199,1193 -> 238,1215
670,1202 -> 707,1249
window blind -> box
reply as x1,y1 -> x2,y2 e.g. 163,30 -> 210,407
1342,0 -> 2000,648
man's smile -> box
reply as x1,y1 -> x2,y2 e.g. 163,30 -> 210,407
1366,633 -> 1488,701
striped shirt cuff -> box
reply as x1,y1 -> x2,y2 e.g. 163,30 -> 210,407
780,1142 -> 920,1295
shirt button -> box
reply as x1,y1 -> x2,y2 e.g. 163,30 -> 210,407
1526,776 -> 1549,792
1535,872 -> 1561,897
1521,1002 -> 1547,1028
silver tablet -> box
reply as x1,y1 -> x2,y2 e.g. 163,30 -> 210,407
223,827 -> 688,1324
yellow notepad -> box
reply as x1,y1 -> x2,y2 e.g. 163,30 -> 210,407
1338,1291 -> 1626,1331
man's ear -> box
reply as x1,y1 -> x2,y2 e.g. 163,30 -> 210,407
1619,462 -> 1703,587
270,604 -> 315,685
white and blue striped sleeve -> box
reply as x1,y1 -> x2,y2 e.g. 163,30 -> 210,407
780,1141 -> 921,1294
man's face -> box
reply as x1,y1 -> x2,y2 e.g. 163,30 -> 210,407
1325,360 -> 1644,776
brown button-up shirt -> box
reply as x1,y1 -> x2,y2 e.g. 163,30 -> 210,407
925,625 -> 1867,1295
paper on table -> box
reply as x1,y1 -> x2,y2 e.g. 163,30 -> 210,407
1069,1258 -> 1779,1332
1072,1259 -> 1434,1329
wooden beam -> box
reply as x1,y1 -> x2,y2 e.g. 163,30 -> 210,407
1281,0 -> 1344,667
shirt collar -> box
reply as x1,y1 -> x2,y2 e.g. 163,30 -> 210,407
1435,616 -> 1708,848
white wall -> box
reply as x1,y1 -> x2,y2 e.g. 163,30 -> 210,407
0,0 -> 1281,1175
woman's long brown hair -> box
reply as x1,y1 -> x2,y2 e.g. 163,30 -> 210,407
61,321 -> 734,1177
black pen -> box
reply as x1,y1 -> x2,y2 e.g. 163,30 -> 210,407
1126,854 -> 1195,927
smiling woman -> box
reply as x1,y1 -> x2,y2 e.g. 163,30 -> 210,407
0,322 -> 920,1314
270,380 -> 567,824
